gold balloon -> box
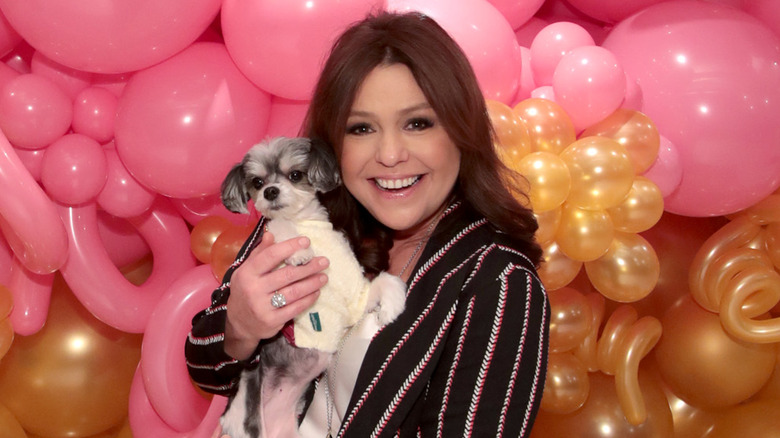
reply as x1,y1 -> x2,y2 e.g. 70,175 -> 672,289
0,284 -> 13,360
512,98 -> 576,155
767,222 -> 780,271
573,292 -> 606,372
190,215 -> 233,264
559,136 -> 635,211
0,402 -> 26,438
709,399 -> 780,438
585,232 -> 660,303
740,194 -> 780,225
517,151 -> 571,213
548,287 -> 592,353
660,382 -> 723,438
581,108 -> 660,174
210,224 -> 255,281
654,296 -> 776,409
534,207 -> 561,245
530,370 -> 673,438
486,99 -> 532,168
538,241 -> 583,290
555,203 -> 615,262
0,275 -> 142,437
607,177 -> 664,234
540,352 -> 590,414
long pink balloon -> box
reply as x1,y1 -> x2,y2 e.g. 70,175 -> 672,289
58,198 -> 197,333
8,257 -> 53,335
0,129 -> 68,274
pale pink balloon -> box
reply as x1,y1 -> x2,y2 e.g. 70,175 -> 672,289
141,264 -> 219,432
529,21 -> 595,86
267,96 -> 310,138
603,1 -> 780,216
0,0 -> 221,73
97,148 -> 156,218
222,0 -> 384,101
553,45 -> 626,131
0,73 -> 72,150
0,131 -> 68,274
30,51 -> 93,100
641,135 -> 682,199
487,0 -> 545,30
565,0 -> 666,24
115,42 -> 271,198
72,86 -> 118,143
8,257 -> 53,335
41,133 -> 108,206
58,199 -> 197,333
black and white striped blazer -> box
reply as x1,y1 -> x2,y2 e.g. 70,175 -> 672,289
186,201 -> 549,437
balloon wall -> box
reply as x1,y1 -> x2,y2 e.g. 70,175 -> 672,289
0,0 -> 778,437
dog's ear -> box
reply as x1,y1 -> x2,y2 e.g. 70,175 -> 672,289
221,163 -> 250,213
307,138 -> 341,193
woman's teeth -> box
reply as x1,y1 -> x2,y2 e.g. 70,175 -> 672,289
375,176 -> 420,190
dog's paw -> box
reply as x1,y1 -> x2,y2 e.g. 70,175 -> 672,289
370,272 -> 407,325
286,248 -> 315,266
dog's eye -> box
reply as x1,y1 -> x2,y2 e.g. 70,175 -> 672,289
251,177 -> 264,189
288,171 -> 304,183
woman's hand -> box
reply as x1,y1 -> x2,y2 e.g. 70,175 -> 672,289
223,231 -> 329,360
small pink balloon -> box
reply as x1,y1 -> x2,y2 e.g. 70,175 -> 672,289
30,51 -> 93,100
531,85 -> 556,100
115,42 -> 271,198
0,73 -> 73,150
553,45 -> 626,131
97,148 -> 156,218
41,133 -> 108,206
72,87 -> 119,143
641,135 -> 682,199
222,0 -> 384,101
267,97 -> 310,138
529,21 -> 595,86
0,0 -> 222,73
388,0 -> 523,103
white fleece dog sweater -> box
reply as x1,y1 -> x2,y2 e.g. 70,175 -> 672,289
290,220 -> 369,353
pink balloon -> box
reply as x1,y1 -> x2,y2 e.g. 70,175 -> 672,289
513,46 -> 536,103
744,0 -> 780,39
58,199 -> 197,333
8,257 -> 53,335
0,131 -> 68,274
0,0 -> 221,73
603,1 -> 780,216
552,45 -> 626,131
30,51 -> 93,100
0,73 -> 72,150
11,146 -> 44,181
529,21 -> 595,86
621,71 -> 643,111
41,133 -> 108,206
0,57 -> 19,89
0,9 -> 21,58
72,86 -> 118,143
222,0 -> 383,101
514,17 -> 549,48
387,0 -> 523,103
487,0 -> 545,30
531,85 -> 556,100
565,0 -> 666,24
2,40 -> 33,74
96,211 -> 151,268
141,264 -> 219,432
97,147 -> 156,218
642,135 -> 682,199
267,97 -> 310,138
115,42 -> 271,198
170,195 -> 256,227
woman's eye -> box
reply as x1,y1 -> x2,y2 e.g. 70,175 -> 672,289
346,122 -> 372,135
405,117 -> 434,131
251,177 -> 264,189
288,170 -> 304,182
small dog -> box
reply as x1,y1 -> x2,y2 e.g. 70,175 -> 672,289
219,137 -> 407,438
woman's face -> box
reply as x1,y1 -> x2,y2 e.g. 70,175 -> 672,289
340,63 -> 461,235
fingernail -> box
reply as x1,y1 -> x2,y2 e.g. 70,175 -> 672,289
319,274 -> 328,284
298,237 -> 309,247
318,258 -> 329,267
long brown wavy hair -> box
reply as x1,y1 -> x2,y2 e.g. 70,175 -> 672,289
303,11 -> 541,273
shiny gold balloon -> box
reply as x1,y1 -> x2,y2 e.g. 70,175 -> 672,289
486,99 -> 532,168
517,151 -> 571,213
190,215 -> 233,264
0,275 -> 142,437
538,241 -> 583,291
0,402 -> 26,438
556,203 -> 615,262
548,287 -> 592,353
534,207 -> 561,245
585,232 -> 660,303
581,109 -> 660,174
654,296 -> 776,409
530,370 -> 673,438
540,353 -> 590,414
607,177 -> 664,233
573,293 -> 606,372
660,381 -> 723,438
210,224 -> 255,281
559,136 -> 635,211
709,399 -> 780,438
513,98 -> 576,155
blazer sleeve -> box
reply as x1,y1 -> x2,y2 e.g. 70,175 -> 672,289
184,218 -> 266,396
418,245 -> 550,438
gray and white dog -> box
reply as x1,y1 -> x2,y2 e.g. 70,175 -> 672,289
219,137 -> 406,438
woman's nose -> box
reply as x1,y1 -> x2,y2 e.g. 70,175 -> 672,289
375,132 -> 408,167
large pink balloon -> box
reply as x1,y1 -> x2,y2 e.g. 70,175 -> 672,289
115,42 -> 271,199
222,0 -> 384,101
603,1 -> 780,216
0,0 -> 221,73
386,0 -> 523,103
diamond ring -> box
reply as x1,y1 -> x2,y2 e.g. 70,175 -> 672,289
270,291 -> 287,309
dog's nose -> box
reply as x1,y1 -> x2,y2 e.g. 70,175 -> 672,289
264,186 -> 279,201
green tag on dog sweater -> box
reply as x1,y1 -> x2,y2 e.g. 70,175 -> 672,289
309,312 -> 322,332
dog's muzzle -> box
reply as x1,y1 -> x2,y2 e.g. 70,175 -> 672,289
264,186 -> 280,201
